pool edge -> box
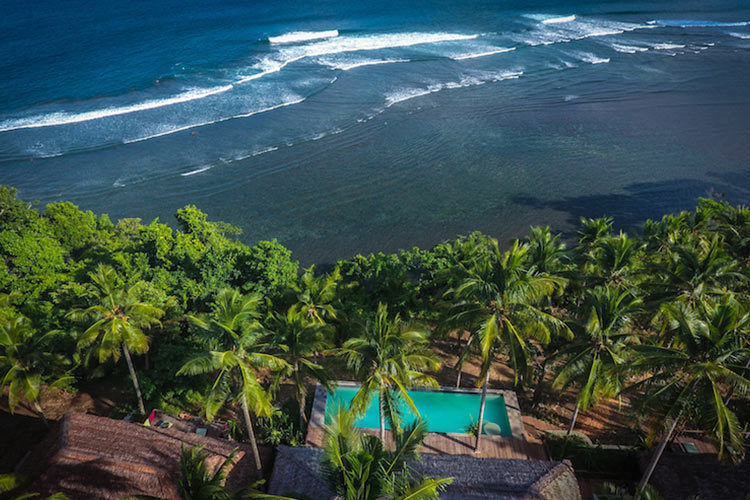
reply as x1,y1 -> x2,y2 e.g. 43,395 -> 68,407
305,381 -> 528,447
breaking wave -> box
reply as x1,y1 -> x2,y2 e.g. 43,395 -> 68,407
269,30 -> 339,44
239,32 -> 479,82
385,71 -> 522,107
650,19 -> 749,28
450,47 -> 516,60
0,85 -> 234,132
542,15 -> 576,24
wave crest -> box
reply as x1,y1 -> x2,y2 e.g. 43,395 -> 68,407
651,19 -> 749,28
542,15 -> 576,24
268,30 -> 339,44
0,85 -> 234,132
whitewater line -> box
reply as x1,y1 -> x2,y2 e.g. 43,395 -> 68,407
0,85 -> 234,132
122,96 -> 307,144
452,47 -> 515,60
269,30 -> 339,44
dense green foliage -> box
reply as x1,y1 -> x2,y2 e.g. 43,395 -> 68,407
1,185 -> 749,494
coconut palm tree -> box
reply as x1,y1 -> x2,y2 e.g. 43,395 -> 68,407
577,217 -> 614,249
552,286 -> 641,435
586,233 -> 643,290
444,239 -> 570,449
526,226 -> 569,275
295,266 -> 340,325
645,236 -> 746,307
319,409 -> 452,500
341,303 -> 440,441
265,304 -> 332,429
630,295 -> 750,488
135,445 -> 239,500
178,288 -> 289,473
69,264 -> 163,415
0,311 -> 72,425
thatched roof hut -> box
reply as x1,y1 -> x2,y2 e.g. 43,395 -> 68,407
639,451 -> 750,500
15,412 -> 267,499
268,445 -> 581,499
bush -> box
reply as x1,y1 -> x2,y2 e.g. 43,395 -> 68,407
545,434 -> 639,477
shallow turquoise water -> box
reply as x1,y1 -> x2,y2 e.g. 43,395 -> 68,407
324,386 -> 511,435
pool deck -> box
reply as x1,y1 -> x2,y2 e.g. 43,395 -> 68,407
305,382 -> 547,461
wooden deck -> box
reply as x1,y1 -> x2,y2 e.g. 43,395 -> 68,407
306,424 -> 546,460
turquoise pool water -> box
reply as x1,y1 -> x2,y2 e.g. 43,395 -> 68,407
324,386 -> 511,436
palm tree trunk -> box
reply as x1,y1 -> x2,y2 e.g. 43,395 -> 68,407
456,332 -> 474,388
474,371 -> 490,452
379,388 -> 386,442
32,400 -> 49,427
122,344 -> 146,415
566,405 -> 579,436
299,388 -> 308,431
531,357 -> 549,409
241,396 -> 263,472
294,361 -> 307,430
638,413 -> 682,490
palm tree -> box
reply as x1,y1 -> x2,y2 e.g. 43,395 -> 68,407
0,311 -> 72,425
69,265 -> 163,415
319,409 -> 452,500
577,217 -> 613,249
178,288 -> 289,473
587,233 -> 643,290
645,236 -> 746,306
265,305 -> 332,429
526,226 -> 568,275
341,303 -> 440,441
135,445 -> 239,500
445,239 -> 570,449
552,286 -> 641,435
631,295 -> 750,488
295,266 -> 340,325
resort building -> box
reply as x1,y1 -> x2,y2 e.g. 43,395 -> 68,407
269,445 -> 581,499
14,412 -> 267,499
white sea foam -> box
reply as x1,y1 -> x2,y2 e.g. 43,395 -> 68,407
122,96 -> 306,144
728,31 -> 750,39
651,43 -> 686,50
570,51 -> 610,64
610,43 -> 649,53
385,71 -> 521,107
181,165 -> 213,176
240,32 -> 478,82
651,20 -> 749,28
450,47 -> 515,60
228,146 -> 279,162
518,17 -> 647,47
0,85 -> 234,132
317,57 -> 410,71
269,30 -> 339,44
543,15 -> 576,24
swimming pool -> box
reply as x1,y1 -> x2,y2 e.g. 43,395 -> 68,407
323,385 -> 512,436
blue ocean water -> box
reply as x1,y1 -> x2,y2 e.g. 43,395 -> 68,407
1,0 -> 750,262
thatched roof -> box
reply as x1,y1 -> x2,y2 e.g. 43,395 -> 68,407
16,412 -> 264,499
268,446 -> 581,500
640,451 -> 750,500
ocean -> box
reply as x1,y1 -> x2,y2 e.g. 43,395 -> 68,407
1,0 -> 749,263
